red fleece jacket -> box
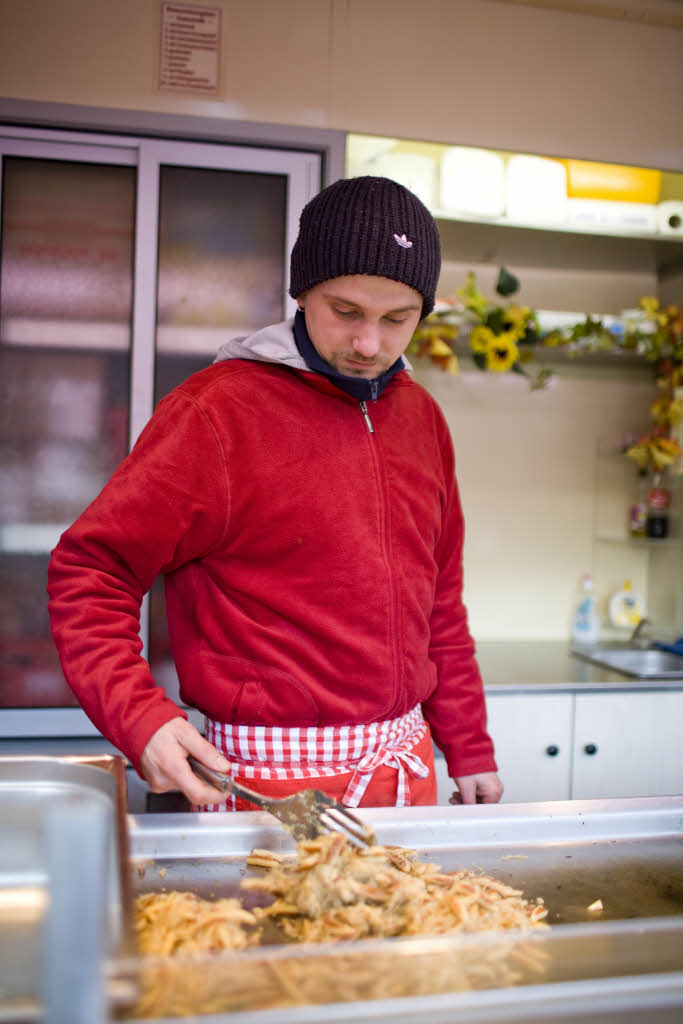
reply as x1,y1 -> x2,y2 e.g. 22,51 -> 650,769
47,359 -> 496,779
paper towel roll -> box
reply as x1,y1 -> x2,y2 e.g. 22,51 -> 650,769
439,147 -> 505,218
657,200 -> 683,236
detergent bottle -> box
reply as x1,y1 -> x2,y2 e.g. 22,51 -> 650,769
571,573 -> 600,645
608,579 -> 645,630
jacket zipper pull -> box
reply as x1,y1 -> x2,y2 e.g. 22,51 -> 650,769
359,401 -> 374,433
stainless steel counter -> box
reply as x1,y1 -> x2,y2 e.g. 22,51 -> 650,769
129,797 -> 683,925
476,641 -> 683,692
2,761 -> 682,1023
117,797 -> 683,1023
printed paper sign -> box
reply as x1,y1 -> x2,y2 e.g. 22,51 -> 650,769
159,3 -> 221,94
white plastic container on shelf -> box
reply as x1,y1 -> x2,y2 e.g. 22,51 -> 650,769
371,152 -> 437,210
439,147 -> 505,219
505,154 -> 568,225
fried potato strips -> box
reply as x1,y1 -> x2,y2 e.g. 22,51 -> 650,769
128,837 -> 550,1018
135,834 -> 547,958
135,891 -> 259,955
241,833 -> 548,943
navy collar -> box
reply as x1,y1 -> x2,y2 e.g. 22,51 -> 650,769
293,309 -> 405,402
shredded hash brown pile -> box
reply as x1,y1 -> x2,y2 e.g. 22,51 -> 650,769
242,832 -> 548,942
135,832 -> 547,954
135,891 -> 258,956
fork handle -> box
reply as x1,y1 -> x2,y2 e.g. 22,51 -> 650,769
187,756 -> 273,811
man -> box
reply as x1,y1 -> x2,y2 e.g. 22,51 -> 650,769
47,176 -> 502,811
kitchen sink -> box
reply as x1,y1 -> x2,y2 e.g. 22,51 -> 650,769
572,644 -> 683,679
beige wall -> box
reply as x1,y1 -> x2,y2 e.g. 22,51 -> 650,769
2,0 -> 681,640
413,360 -> 668,641
2,0 -> 683,172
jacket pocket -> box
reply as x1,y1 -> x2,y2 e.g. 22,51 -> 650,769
196,653 -> 319,725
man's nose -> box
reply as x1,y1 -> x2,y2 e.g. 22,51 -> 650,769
350,322 -> 381,357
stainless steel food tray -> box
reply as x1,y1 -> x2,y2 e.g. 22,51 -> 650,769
115,796 -> 683,1023
0,755 -> 132,1022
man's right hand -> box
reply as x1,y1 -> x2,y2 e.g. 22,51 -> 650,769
140,718 -> 232,806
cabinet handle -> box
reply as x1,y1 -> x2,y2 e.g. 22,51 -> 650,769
545,745 -> 560,757
584,743 -> 598,755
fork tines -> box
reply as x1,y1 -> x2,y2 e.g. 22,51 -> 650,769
318,806 -> 375,848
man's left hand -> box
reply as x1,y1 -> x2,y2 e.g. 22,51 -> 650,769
450,772 -> 503,805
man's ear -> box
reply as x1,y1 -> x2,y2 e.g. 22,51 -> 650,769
296,291 -> 307,311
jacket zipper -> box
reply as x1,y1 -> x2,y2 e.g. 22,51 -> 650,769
358,393 -> 400,715
359,401 -> 374,433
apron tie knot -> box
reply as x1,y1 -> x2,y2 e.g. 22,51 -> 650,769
343,741 -> 429,808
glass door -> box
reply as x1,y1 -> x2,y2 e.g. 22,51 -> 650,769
137,138 -> 319,708
0,129 -> 321,736
0,136 -> 137,735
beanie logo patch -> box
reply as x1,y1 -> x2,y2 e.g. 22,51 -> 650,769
393,233 -> 413,249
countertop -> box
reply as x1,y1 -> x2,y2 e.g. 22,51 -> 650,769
1,644 -> 681,767
476,641 -> 683,692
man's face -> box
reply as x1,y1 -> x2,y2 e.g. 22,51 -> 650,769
298,275 -> 423,379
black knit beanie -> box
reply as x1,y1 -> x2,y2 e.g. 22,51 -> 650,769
289,176 -> 441,319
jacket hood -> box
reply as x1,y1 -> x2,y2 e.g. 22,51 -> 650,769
213,319 -> 308,369
213,318 -> 412,374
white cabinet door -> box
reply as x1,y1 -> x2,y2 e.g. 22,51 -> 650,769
572,691 -> 683,799
485,694 -> 573,803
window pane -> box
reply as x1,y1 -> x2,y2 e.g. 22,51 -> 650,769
149,165 -> 287,696
154,164 -> 287,400
0,156 -> 135,708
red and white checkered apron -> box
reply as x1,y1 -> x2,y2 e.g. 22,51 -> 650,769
200,704 -> 430,812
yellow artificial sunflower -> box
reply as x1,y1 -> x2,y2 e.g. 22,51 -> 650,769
666,396 -> 682,424
650,388 -> 683,426
457,272 -> 489,320
639,296 -> 659,315
638,295 -> 668,328
407,324 -> 459,374
650,436 -> 682,469
661,364 -> 683,390
540,329 -> 565,348
626,434 -> 682,471
625,441 -> 650,470
426,336 -> 455,358
426,335 -> 459,374
503,305 -> 531,337
439,352 -> 460,375
486,331 -> 520,373
470,325 -> 494,355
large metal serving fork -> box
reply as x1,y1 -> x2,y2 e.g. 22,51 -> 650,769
187,756 -> 375,848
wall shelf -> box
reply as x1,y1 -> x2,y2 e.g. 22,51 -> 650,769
435,215 -> 683,279
347,133 -> 683,313
594,535 -> 679,548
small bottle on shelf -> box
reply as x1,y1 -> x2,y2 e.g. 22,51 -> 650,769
646,471 -> 671,539
629,467 -> 649,539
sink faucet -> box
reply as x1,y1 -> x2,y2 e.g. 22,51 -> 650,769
630,617 -> 652,648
